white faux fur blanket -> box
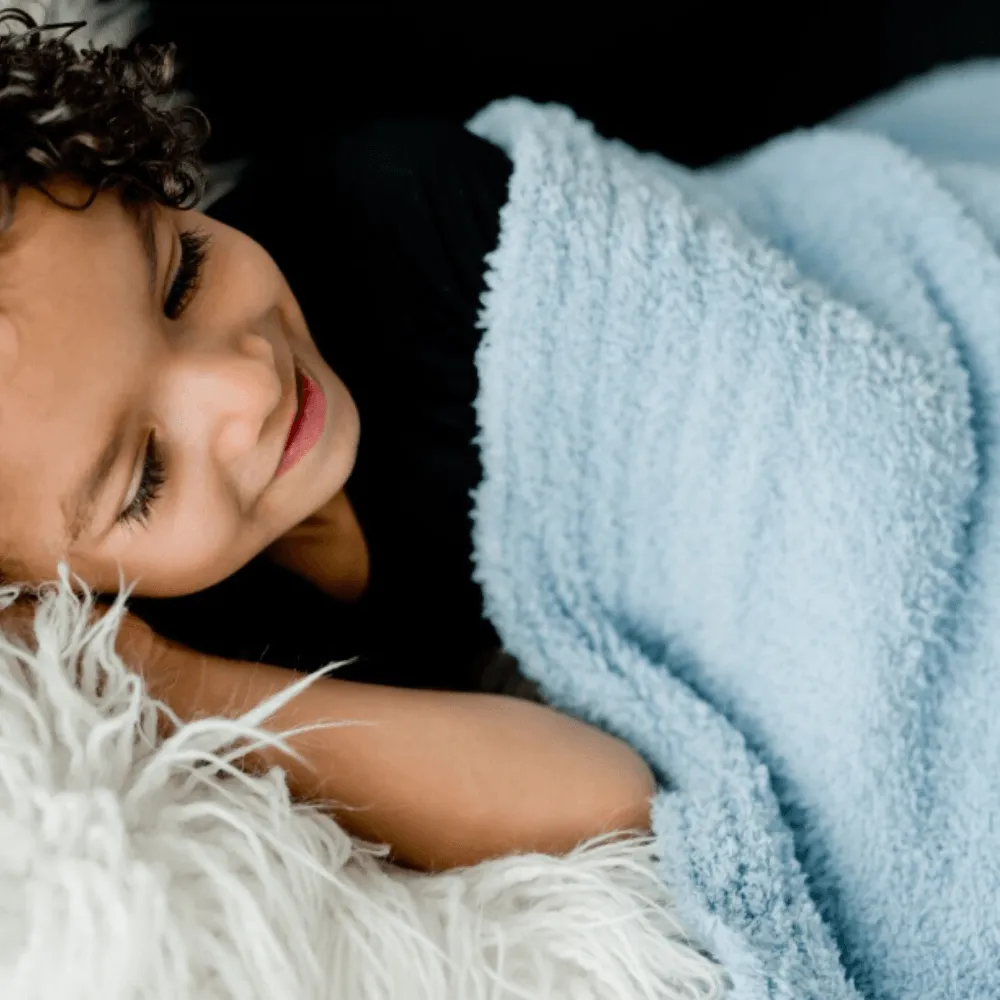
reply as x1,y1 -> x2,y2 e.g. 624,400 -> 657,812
0,567 -> 729,999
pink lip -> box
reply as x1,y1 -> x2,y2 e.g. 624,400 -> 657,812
275,363 -> 326,478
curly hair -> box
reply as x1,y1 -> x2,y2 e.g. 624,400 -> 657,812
0,4 -> 213,586
0,4 -> 210,231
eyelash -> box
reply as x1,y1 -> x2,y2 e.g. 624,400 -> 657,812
164,227 -> 212,320
117,433 -> 166,529
117,228 -> 212,529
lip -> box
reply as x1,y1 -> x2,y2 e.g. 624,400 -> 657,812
275,359 -> 327,478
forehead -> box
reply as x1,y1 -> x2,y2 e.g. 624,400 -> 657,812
0,181 -> 140,308
0,188 -> 147,389
0,181 -> 151,575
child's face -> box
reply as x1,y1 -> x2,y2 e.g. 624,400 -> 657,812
0,176 -> 359,596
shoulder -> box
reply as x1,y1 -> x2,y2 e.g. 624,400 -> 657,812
209,116 -> 512,251
207,116 -> 511,236
207,114 -> 512,338
327,116 -> 513,307
328,116 -> 513,233
331,115 -> 512,190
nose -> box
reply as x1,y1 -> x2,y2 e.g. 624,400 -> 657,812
160,331 -> 283,499
215,332 -> 280,450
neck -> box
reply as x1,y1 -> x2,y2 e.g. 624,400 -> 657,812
266,490 -> 370,603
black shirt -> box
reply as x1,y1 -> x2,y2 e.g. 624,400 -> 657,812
128,117 -> 514,692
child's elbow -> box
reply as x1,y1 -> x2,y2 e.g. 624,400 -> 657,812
477,739 -> 658,869
566,748 -> 658,849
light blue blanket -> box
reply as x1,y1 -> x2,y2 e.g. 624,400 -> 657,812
465,62 -> 1000,1000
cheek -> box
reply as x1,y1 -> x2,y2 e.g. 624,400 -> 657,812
206,221 -> 284,313
135,518 -> 256,597
95,503 -> 260,598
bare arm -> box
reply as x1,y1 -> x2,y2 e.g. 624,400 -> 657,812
129,622 -> 656,873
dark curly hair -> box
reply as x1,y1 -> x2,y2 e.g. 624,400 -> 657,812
0,4 -> 211,585
0,4 -> 210,231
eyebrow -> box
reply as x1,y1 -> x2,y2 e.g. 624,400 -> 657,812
62,411 -> 131,546
129,200 -> 159,299
60,202 -> 159,547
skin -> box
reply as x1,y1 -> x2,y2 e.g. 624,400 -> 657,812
0,175 -> 363,596
0,175 -> 656,869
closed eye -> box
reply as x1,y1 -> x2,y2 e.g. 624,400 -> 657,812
165,228 -> 212,319
116,432 -> 166,530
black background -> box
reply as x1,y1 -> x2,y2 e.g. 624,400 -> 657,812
141,0 -> 1000,170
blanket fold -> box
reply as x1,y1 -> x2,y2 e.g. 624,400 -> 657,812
466,61 -> 1000,1000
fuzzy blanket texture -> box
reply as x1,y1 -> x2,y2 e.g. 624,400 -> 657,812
0,3 -> 733,999
466,61 -> 1000,1000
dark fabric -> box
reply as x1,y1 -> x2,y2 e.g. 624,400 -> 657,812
128,117 -> 513,693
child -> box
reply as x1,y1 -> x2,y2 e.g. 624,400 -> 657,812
0,7 -> 655,871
